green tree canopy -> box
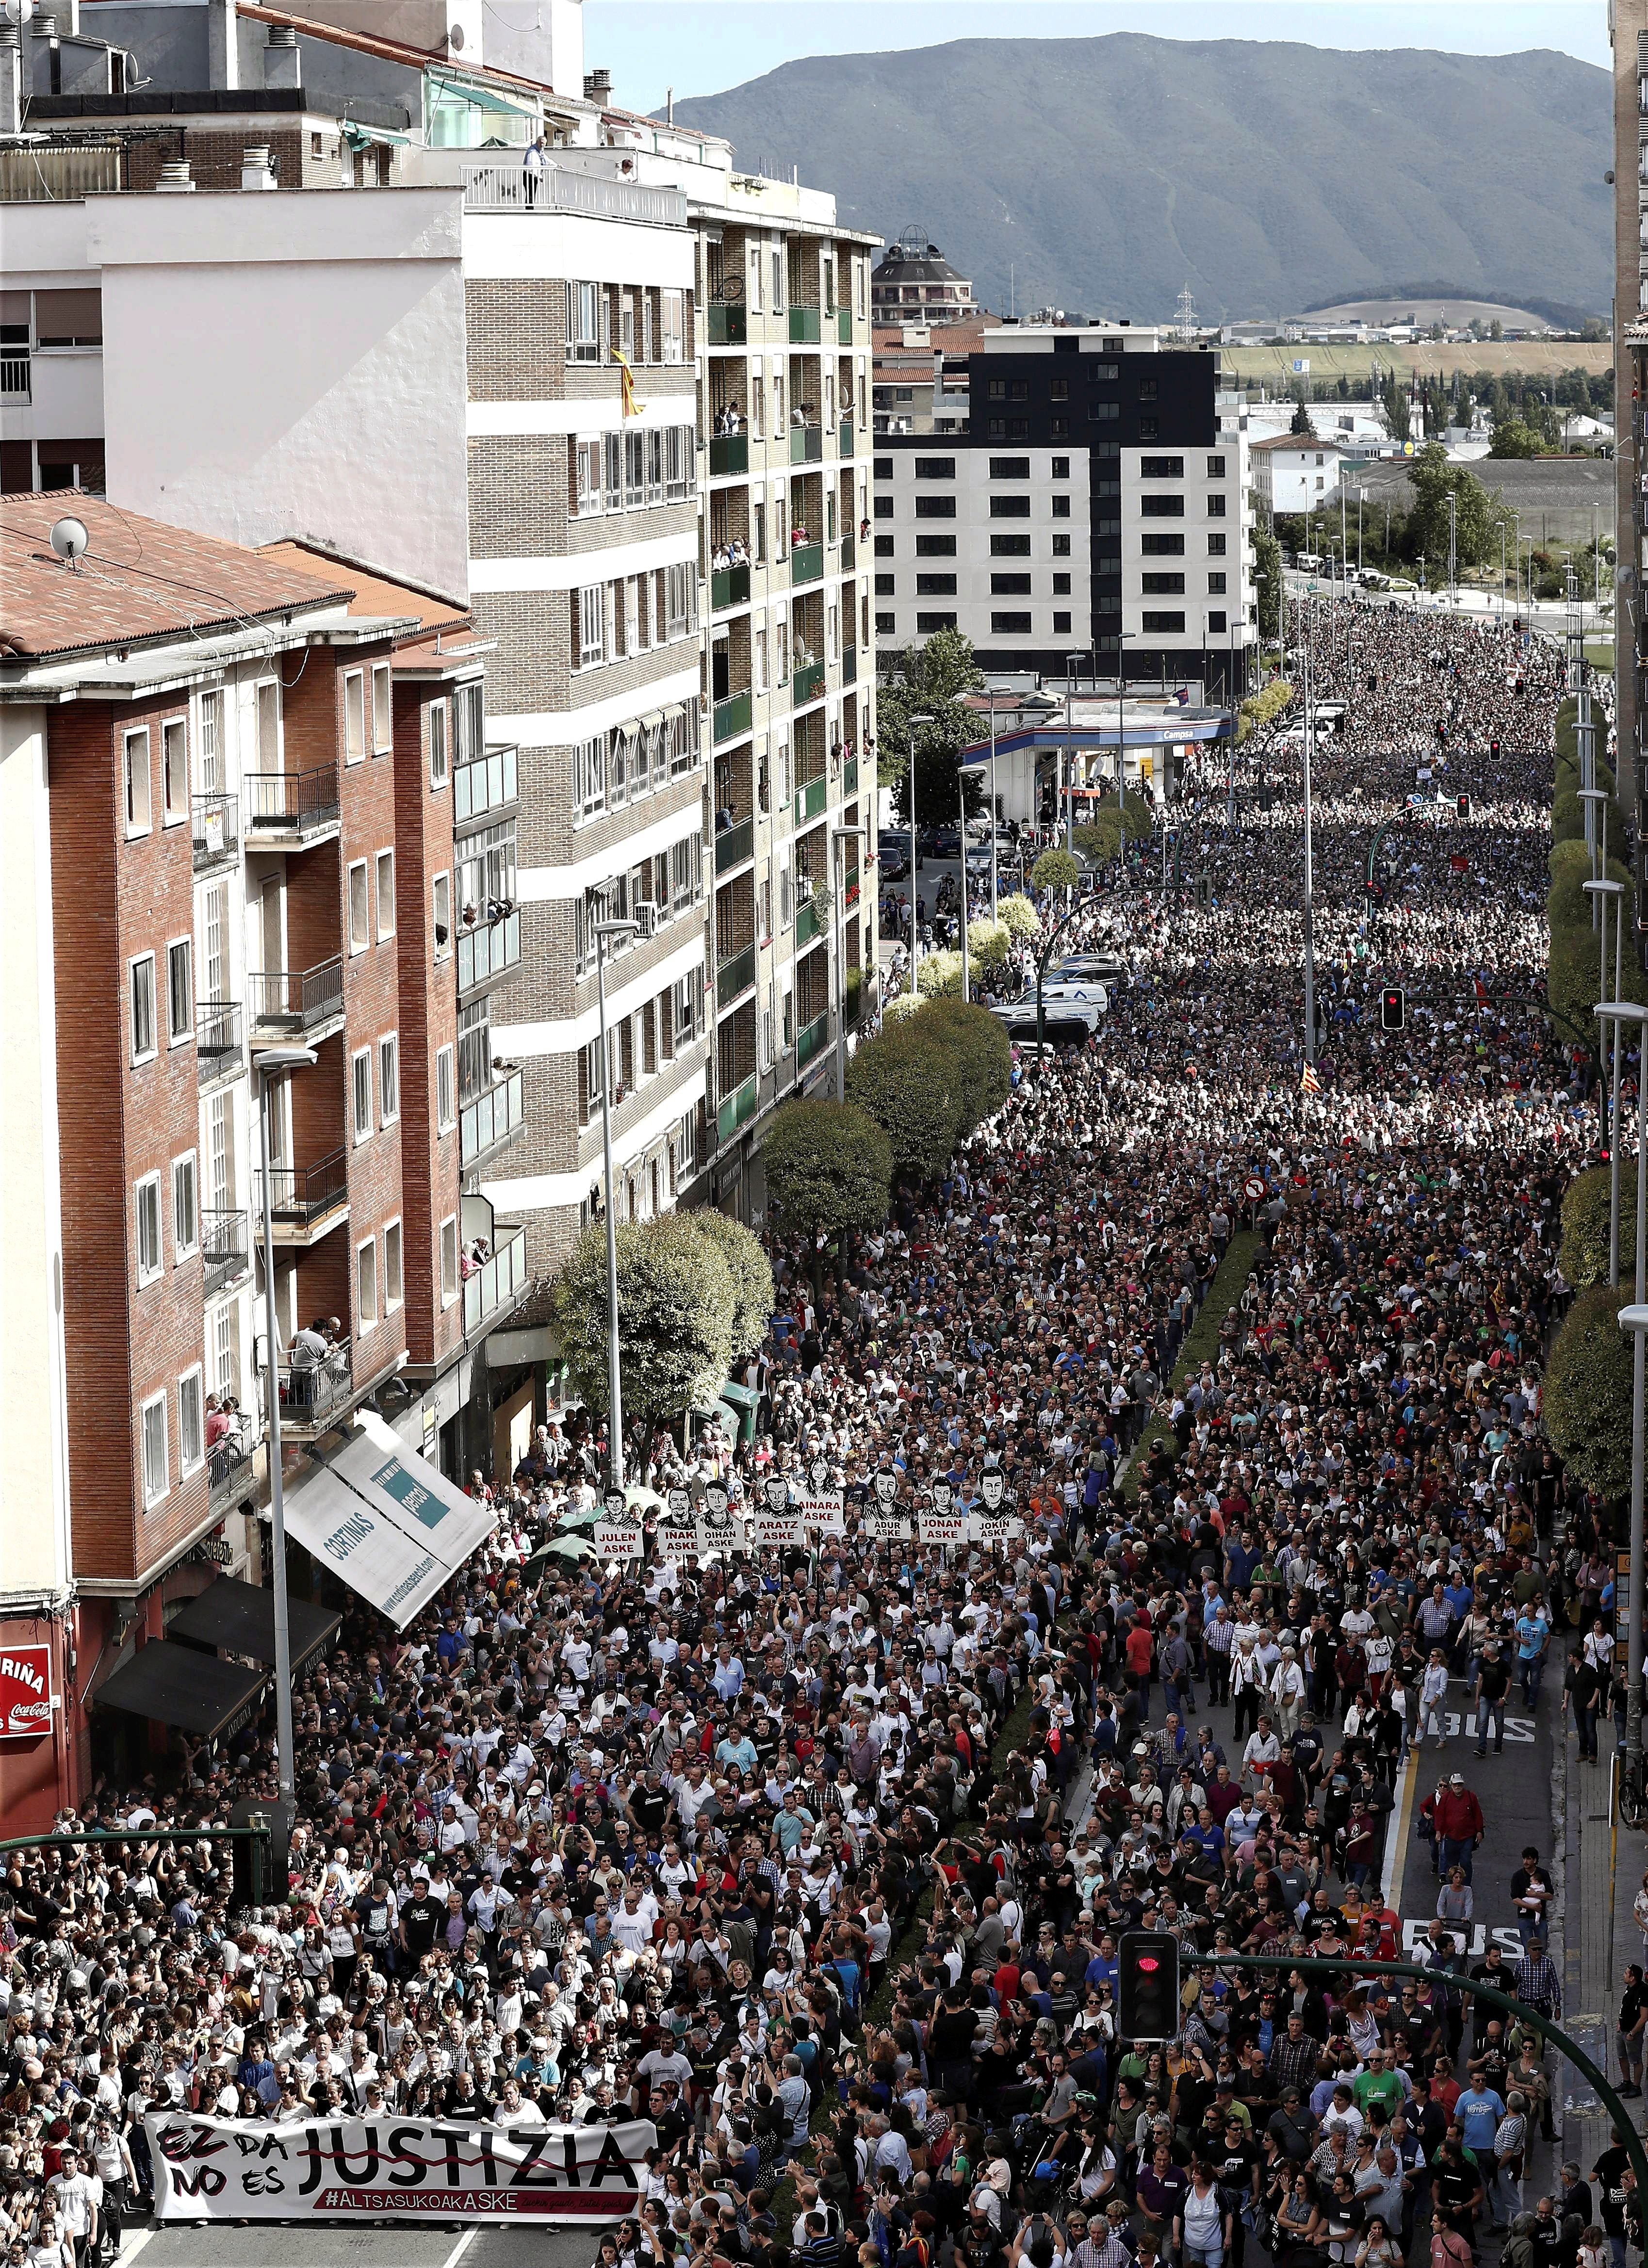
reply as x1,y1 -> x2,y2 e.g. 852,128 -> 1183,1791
996,892 -> 1041,941
760,1098 -> 892,1242
1289,394 -> 1313,436
913,997 -> 1012,1135
1032,847 -> 1081,894
1253,524 -> 1283,642
875,627 -> 986,823
1405,442 -> 1501,570
846,1021 -> 962,1182
1488,420 -> 1542,460
1560,1165 -> 1637,1293
689,1210 -> 774,1359
555,1215 -> 734,1428
1544,1283 -> 1636,1501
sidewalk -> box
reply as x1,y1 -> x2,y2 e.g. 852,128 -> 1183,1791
1557,1696 -> 1647,2176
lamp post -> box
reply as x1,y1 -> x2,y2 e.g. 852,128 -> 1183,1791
985,684 -> 1011,921
1587,876 -> 1626,1277
1494,521 -> 1506,620
1301,597 -> 1318,1066
1064,653 -> 1082,856
1617,1024 -> 1648,1796
593,903 -> 657,1490
832,823 -> 859,1101
903,711 -> 935,1000
254,1042 -> 317,1815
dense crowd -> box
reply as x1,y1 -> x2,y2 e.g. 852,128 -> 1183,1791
0,600 -> 1631,2268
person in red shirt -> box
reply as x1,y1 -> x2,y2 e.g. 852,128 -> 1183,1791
1125,1616 -> 1156,1715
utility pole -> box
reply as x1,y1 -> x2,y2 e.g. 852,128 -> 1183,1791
1447,486 -> 1457,605
1302,607 -> 1317,1066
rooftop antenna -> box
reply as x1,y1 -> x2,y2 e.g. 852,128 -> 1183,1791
49,515 -> 88,571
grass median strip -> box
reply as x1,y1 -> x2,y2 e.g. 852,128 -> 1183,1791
1120,1227 -> 1263,1501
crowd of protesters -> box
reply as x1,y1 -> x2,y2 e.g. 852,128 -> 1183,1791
0,599 -> 1634,2268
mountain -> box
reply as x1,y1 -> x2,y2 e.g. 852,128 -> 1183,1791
660,35 -> 1612,324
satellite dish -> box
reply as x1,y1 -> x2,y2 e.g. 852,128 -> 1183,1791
2,1 -> 35,28
447,18 -> 464,48
49,516 -> 89,564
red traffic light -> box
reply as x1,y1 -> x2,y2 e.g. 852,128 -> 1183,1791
1137,1956 -> 1159,1971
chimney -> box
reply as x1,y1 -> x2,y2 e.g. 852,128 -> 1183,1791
263,22 -> 300,90
0,25 -> 20,138
583,65 -> 610,104
241,144 -> 277,190
156,158 -> 196,192
206,0 -> 239,91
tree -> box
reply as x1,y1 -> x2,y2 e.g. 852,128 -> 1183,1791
1031,847 -> 1080,894
996,892 -> 1041,942
1253,524 -> 1283,641
1380,375 -> 1411,443
760,1098 -> 892,1243
1289,394 -> 1314,437
912,946 -> 966,997
1489,317 -> 1503,341
1488,420 -> 1541,460
1405,443 -> 1500,571
555,1215 -> 734,1428
875,627 -> 986,821
846,1021 -> 962,1182
690,1210 -> 774,1360
913,997 -> 1012,1134
1544,1284 -> 1636,1501
966,916 -> 1012,973
1560,1165 -> 1637,1293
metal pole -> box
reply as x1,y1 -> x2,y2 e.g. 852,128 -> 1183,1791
256,1069 -> 295,1811
1065,673 -> 1075,855
958,759 -> 970,1002
909,728 -> 919,1001
1630,1305 -> 1647,1781
595,931 -> 624,1490
1303,619 -> 1317,1065
988,691 -> 999,922
833,832 -> 848,1105
1615,889 -> 1624,1285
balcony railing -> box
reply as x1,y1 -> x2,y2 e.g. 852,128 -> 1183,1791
709,433 -> 748,475
797,1010 -> 830,1069
790,543 -> 824,588
793,659 -> 825,707
794,776 -> 828,826
839,419 -> 855,454
844,753 -> 859,795
463,1223 -> 528,1334
795,895 -> 823,948
842,647 -> 858,687
245,764 -> 341,840
248,956 -> 344,1038
711,562 -> 750,611
841,533 -> 855,571
715,815 -> 754,874
0,352 -> 30,403
717,1073 -> 757,1143
208,1429 -> 257,1508
845,869 -> 861,908
789,423 -> 823,464
191,792 -> 238,869
713,691 -> 752,745
788,307 -> 822,343
707,301 -> 747,345
717,941 -> 757,1008
195,1000 -> 244,1082
460,1069 -> 525,1168
453,743 -> 518,826
260,1148 -> 348,1233
460,161 -> 685,228
457,908 -> 522,993
277,1337 -> 354,1430
201,1207 -> 249,1295
837,309 -> 853,345
846,967 -> 865,1027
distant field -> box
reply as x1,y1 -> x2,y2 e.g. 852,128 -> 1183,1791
1304,296 -> 1563,332
1222,342 -> 1613,386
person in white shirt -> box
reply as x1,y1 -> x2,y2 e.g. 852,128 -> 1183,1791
44,2151 -> 100,2266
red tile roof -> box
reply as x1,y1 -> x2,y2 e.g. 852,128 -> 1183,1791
0,494 -> 355,665
258,539 -> 469,641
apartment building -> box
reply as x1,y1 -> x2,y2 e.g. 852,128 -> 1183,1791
1614,1 -> 1647,849
1249,433 -> 1353,517
871,324 -> 1255,702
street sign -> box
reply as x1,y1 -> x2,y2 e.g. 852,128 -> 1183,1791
1243,1176 -> 1266,1200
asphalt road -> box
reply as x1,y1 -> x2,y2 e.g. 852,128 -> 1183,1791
130,2224 -> 596,2268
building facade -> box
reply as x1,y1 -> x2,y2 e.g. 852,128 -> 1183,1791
1614,0 -> 1647,850
1249,434 -> 1351,517
872,325 -> 1254,698
869,231 -> 980,326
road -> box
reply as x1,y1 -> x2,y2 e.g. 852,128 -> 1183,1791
130,2223 -> 594,2268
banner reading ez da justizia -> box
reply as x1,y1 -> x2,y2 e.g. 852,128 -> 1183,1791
147,2112 -> 657,2223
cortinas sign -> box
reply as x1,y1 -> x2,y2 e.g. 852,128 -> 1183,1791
0,1645 -> 53,1739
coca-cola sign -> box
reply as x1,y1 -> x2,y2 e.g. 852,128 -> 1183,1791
0,1646 -> 54,1739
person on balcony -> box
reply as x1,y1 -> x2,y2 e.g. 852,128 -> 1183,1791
522,135 -> 546,210
288,1318 -> 332,1415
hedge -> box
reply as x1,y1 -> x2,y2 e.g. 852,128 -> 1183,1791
1544,1282 -> 1637,1501
1560,1165 -> 1638,1292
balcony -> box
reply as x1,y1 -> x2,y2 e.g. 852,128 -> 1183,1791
191,793 -> 238,871
717,941 -> 757,1008
713,691 -> 752,745
707,301 -> 747,345
790,543 -> 823,589
709,433 -> 749,476
711,562 -> 751,611
845,753 -> 859,795
716,815 -> 754,875
463,1223 -> 529,1335
788,307 -> 822,343
195,1000 -> 244,1086
789,424 -> 823,466
459,1069 -> 525,1170
0,351 -> 30,403
793,659 -> 825,707
201,1207 -> 250,1296
277,1337 -> 355,1431
794,776 -> 827,826
248,956 -> 344,1043
837,309 -> 853,345
795,895 -> 823,948
841,533 -> 855,572
208,1428 -> 257,1510
839,419 -> 855,455
457,908 -> 522,995
259,1148 -> 349,1246
843,647 -> 858,688
846,967 -> 865,1027
453,743 -> 518,827
797,1010 -> 830,1069
845,868 -> 861,908
244,764 -> 341,847
717,1073 -> 757,1143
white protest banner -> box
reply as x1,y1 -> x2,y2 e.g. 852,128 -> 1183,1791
656,1485 -> 698,1562
594,1490 -> 643,1561
918,1509 -> 966,1546
749,1477 -> 803,1550
864,1472 -> 909,1542
696,1481 -> 744,1557
147,2111 -> 656,2224
800,1491 -> 845,1538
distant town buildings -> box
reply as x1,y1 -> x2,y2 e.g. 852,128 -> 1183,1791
869,228 -> 981,325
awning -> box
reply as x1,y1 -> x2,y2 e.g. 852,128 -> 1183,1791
342,120 -> 410,149
279,1411 -> 496,1629
94,1642 -> 267,1742
428,70 -> 537,119
167,1576 -> 341,1677
638,710 -> 665,733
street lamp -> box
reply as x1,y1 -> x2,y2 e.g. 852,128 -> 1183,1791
985,684 -> 1012,920
1064,652 -> 1084,855
593,901 -> 658,1490
1494,520 -> 1507,620
904,711 -> 935,999
253,1041 -> 317,1817
831,823 -> 860,1102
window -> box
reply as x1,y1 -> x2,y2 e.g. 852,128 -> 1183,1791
1087,400 -> 1119,422
991,573 -> 1031,595
172,1152 -> 198,1259
372,663 -> 393,754
916,612 -> 956,632
665,560 -> 696,641
344,669 -> 366,763
1138,376 -> 1158,402
357,1236 -> 378,1332
1141,496 -> 1185,518
576,583 -> 605,667
1207,494 -> 1227,517
140,1393 -> 168,1507
178,1368 -> 204,1476
1051,496 -> 1071,518
914,456 -> 955,479
433,871 -> 451,957
1208,571 -> 1228,595
379,1033 -> 400,1126
429,699 -> 449,788
991,612 -> 1032,633
256,680 -> 280,768
661,287 -> 685,363
916,573 -> 956,596
1142,532 -> 1186,556
1141,455 -> 1184,479
1210,611 -> 1228,633
1208,532 -> 1228,556
166,939 -> 192,1045
1050,417 -> 1069,439
375,848 -> 396,940
135,1173 -> 163,1284
991,533 -> 1031,558
130,954 -> 157,1064
437,1043 -> 456,1134
352,1048 -> 373,1143
198,689 -> 225,795
875,612 -> 896,636
1053,572 -> 1072,595
874,534 -> 895,559
1052,533 -> 1072,557
568,279 -> 600,361
915,534 -> 956,557
440,1216 -> 459,1303
1142,610 -> 1186,632
123,727 -> 151,836
1207,454 -> 1226,478
913,497 -> 955,519
348,861 -> 370,952
1139,418 -> 1159,442
988,457 -> 1030,480
1050,378 -> 1069,401
1053,612 -> 1072,633
384,1219 -> 404,1312
989,496 -> 1030,518
873,496 -> 893,519
573,732 -> 606,820
1142,573 -> 1186,595
162,718 -> 188,826
1051,455 -> 1070,478
873,574 -> 894,599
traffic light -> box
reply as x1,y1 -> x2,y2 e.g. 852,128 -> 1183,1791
1456,794 -> 1469,818
1380,987 -> 1406,1032
1489,738 -> 1500,762
1118,1931 -> 1182,2042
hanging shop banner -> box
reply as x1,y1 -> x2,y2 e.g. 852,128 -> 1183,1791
0,1645 -> 54,1738
146,2111 -> 657,2224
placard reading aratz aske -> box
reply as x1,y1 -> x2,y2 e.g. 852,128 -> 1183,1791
147,2113 -> 656,2223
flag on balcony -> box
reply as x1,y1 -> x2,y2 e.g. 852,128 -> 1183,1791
612,346 -> 644,417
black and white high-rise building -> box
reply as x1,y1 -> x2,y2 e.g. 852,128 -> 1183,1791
871,323 -> 1254,700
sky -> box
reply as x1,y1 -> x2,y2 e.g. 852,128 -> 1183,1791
581,0 -> 1608,116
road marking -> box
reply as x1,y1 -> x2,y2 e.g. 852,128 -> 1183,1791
1384,1743 -> 1418,1909
117,2232 -> 156,2268
442,2230 -> 479,2268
